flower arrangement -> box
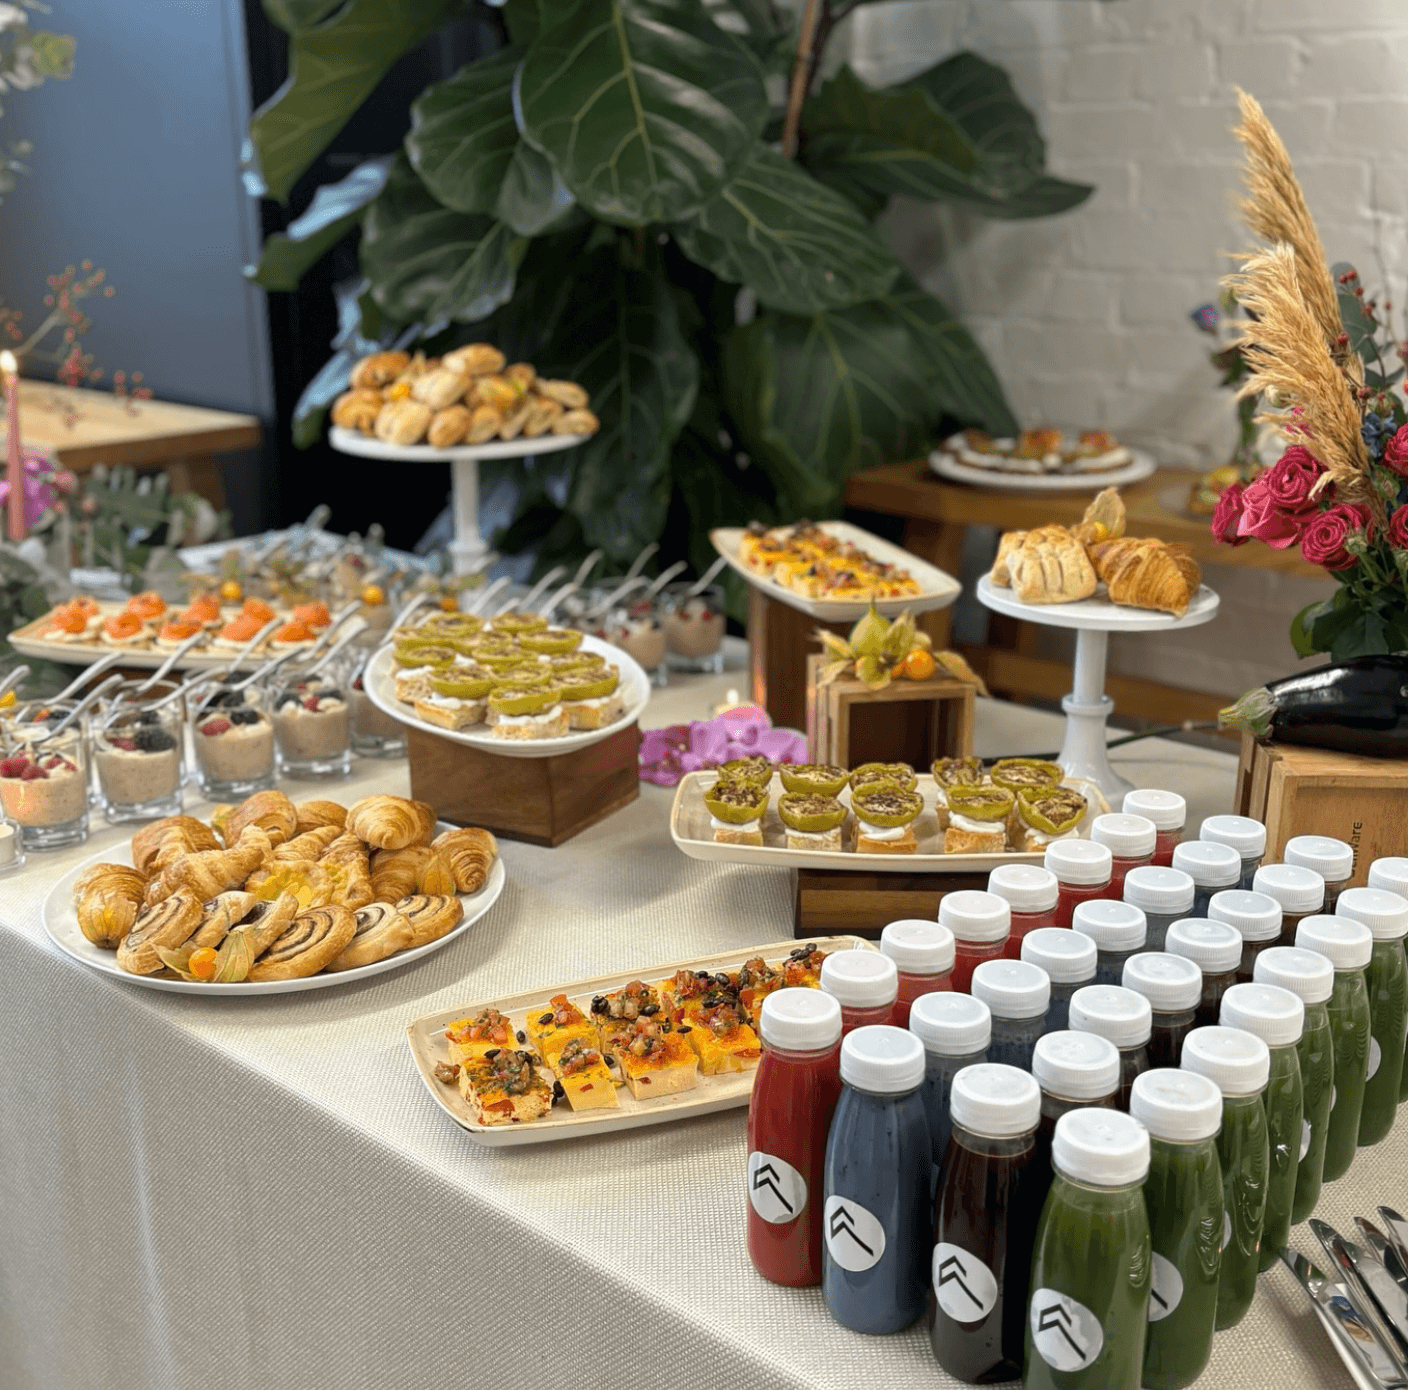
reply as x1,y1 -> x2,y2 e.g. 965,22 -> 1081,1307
1213,90 -> 1408,660
639,709 -> 807,787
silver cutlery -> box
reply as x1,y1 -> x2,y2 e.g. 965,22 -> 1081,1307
51,651 -> 125,703
1283,1246 -> 1408,1390
1358,1219 -> 1408,1297
1381,1209 -> 1408,1278
132,630 -> 207,693
1312,1221 -> 1408,1367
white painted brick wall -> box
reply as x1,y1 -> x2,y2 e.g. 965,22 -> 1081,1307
845,0 -> 1408,694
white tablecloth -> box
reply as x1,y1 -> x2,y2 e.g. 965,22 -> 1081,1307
0,664 -> 1378,1389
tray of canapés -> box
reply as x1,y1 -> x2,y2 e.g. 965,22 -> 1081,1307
407,936 -> 873,1146
669,755 -> 1104,874
360,605 -> 650,759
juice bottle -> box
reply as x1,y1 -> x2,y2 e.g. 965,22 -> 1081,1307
986,863 -> 1059,959
1121,952 -> 1201,1069
1165,917 -> 1243,1027
940,890 -> 1011,993
747,989 -> 844,1286
1296,915 -> 1373,1182
1069,984 -> 1151,1109
880,919 -> 955,1028
1335,887 -> 1408,1146
1071,899 -> 1147,986
1045,839 -> 1112,929
1253,946 -> 1335,1224
1198,814 -> 1266,890
1252,864 -> 1325,948
1283,835 -> 1354,915
1122,866 -> 1195,952
1172,840 -> 1242,918
1180,1025 -> 1270,1330
1219,983 -> 1304,1273
1122,788 -> 1186,867
971,958 -> 1050,1073
1023,1109 -> 1152,1389
1367,858 -> 1408,1102
909,992 -> 991,1197
1090,813 -> 1157,896
1130,1069 -> 1224,1390
1021,928 -> 1097,1034
928,1064 -> 1044,1383
1208,889 -> 1282,982
822,1026 -> 932,1333
1031,1031 -> 1120,1218
820,949 -> 898,1035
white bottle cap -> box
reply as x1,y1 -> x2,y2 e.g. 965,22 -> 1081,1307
1220,982 -> 1305,1047
1200,814 -> 1267,858
971,959 -> 1051,1021
949,1063 -> 1041,1138
1295,915 -> 1373,971
1122,788 -> 1186,830
987,862 -> 1059,913
909,992 -> 991,1056
1122,952 -> 1202,1012
1253,946 -> 1334,1005
1335,887 -> 1408,942
1091,812 -> 1158,858
939,890 -> 1011,945
820,949 -> 898,1009
1368,857 -> 1408,899
880,919 -> 956,974
1284,835 -> 1354,884
1032,1030 -> 1121,1101
1051,1108 -> 1150,1186
1072,898 -> 1147,952
1209,889 -> 1282,943
1123,866 -> 1196,915
1172,840 -> 1242,890
1180,1025 -> 1270,1096
1129,1069 -> 1222,1142
1252,863 -> 1325,916
839,1024 -> 926,1093
1021,927 -> 1098,985
758,987 -> 843,1051
1069,984 -> 1153,1048
1045,838 -> 1113,886
1165,918 -> 1243,973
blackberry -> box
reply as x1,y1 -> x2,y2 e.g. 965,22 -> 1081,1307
134,728 -> 176,754
138,710 -> 161,726
230,709 -> 262,726
275,693 -> 302,711
210,689 -> 246,709
319,688 -> 343,702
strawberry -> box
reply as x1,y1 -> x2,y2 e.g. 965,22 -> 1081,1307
109,737 -> 139,752
199,718 -> 231,737
0,756 -> 27,778
20,763 -> 48,780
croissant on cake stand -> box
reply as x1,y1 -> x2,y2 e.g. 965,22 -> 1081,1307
1089,538 -> 1201,617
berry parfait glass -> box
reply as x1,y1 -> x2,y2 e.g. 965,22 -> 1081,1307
94,680 -> 185,822
0,700 -> 90,849
271,654 -> 353,780
190,675 -> 277,799
660,581 -> 726,674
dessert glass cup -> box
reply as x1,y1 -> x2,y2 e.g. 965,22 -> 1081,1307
95,683 -> 185,823
580,591 -> 667,687
0,700 -> 90,850
350,653 -> 406,758
272,656 -> 353,779
190,676 -> 277,799
661,582 -> 726,674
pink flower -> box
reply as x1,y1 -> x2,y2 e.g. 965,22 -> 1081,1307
636,712 -> 806,786
1236,476 -> 1304,549
1384,425 -> 1408,478
52,469 -> 78,495
1387,506 -> 1408,551
1211,483 -> 1249,546
1300,502 -> 1374,571
1262,445 -> 1327,515
0,452 -> 58,527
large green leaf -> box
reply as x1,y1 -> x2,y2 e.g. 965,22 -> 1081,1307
494,143 -> 578,235
518,0 -> 767,225
246,157 -> 391,291
406,49 -> 521,214
360,158 -> 526,324
248,0 -> 466,203
671,144 -> 899,314
261,0 -> 344,32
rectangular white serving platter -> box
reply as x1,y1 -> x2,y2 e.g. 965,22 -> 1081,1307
709,519 -> 961,620
669,770 -> 1101,875
405,935 -> 874,1147
7,602 -> 265,671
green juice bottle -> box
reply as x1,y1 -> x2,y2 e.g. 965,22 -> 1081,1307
1130,1070 -> 1224,1390
1365,858 -> 1408,1103
1253,947 -> 1335,1225
1336,888 -> 1408,1146
1180,1025 -> 1270,1330
1296,916 -> 1373,1183
1219,984 -> 1304,1272
1024,1109 -> 1151,1390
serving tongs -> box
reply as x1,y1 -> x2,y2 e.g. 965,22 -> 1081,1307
1282,1246 -> 1408,1390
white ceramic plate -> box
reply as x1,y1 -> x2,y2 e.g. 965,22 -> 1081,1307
929,447 -> 1158,492
42,835 -> 506,996
406,936 -> 874,1146
975,574 -> 1221,633
361,630 -> 648,760
329,426 -> 586,463
709,519 -> 961,621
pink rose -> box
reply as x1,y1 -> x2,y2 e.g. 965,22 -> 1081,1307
1236,476 -> 1304,549
1211,483 -> 1248,546
1300,502 -> 1374,571
1384,425 -> 1408,478
1388,506 -> 1408,551
1262,445 -> 1327,515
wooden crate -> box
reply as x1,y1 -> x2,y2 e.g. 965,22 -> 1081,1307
795,868 -> 986,936
1234,733 -> 1408,884
406,723 -> 640,847
805,654 -> 975,768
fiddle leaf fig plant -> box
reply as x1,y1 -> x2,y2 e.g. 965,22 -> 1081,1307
246,0 -> 1092,575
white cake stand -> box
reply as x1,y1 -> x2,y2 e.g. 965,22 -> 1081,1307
975,574 -> 1221,799
328,427 -> 586,574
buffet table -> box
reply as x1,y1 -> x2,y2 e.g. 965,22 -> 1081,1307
0,667 -> 1373,1390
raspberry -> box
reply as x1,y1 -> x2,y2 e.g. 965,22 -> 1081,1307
199,718 -> 231,737
20,763 -> 48,780
109,736 -> 139,752
304,697 -> 319,711
0,756 -> 27,778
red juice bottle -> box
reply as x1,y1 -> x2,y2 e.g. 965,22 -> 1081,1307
1091,813 -> 1157,896
820,948 -> 898,1034
880,919 -> 955,1027
939,890 -> 1011,993
1284,836 -> 1353,915
1122,789 -> 1186,867
1045,839 -> 1113,929
747,989 -> 843,1286
987,863 -> 1059,959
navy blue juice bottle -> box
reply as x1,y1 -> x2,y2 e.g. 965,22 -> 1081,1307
971,958 -> 1050,1073
909,992 -> 992,1199
1022,928 -> 1097,1035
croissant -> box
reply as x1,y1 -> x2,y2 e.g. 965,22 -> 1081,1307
346,795 -> 436,851
370,845 -> 432,902
466,404 -> 503,444
1089,538 -> 1197,617
326,853 -> 376,910
432,826 -> 497,894
294,799 -> 347,836
1006,527 -> 1097,604
441,343 -> 505,378
320,831 -> 370,866
375,399 -> 432,446
418,848 -> 457,897
224,790 -> 297,848
349,351 -> 410,390
74,864 -> 148,948
428,405 -> 472,449
535,379 -> 589,410
189,891 -> 260,950
411,366 -> 470,412
1165,542 -> 1201,595
330,388 -> 383,434
273,824 -> 343,863
132,817 -> 220,875
144,828 -> 273,906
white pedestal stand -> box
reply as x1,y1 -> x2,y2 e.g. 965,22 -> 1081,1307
975,575 -> 1221,801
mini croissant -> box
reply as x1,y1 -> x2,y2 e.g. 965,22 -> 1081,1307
1089,538 -> 1199,617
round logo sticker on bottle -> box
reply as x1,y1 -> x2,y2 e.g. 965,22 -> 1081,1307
823,1195 -> 886,1272
1300,1117 -> 1312,1163
747,1151 -> 807,1225
932,1242 -> 998,1323
1147,1253 -> 1184,1323
1030,1288 -> 1104,1372
1368,1037 -> 1383,1082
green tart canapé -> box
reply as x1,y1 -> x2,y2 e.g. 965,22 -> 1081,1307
392,642 -> 459,669
518,627 -> 584,655
946,784 -> 1015,823
555,667 -> 619,702
778,762 -> 849,797
990,758 -> 1064,793
428,669 -> 495,699
717,755 -> 775,788
490,610 -> 548,636
487,684 -> 558,718
851,788 -> 922,829
931,755 -> 983,788
1018,787 -> 1087,837
849,761 -> 918,794
704,778 -> 770,825
778,793 -> 847,834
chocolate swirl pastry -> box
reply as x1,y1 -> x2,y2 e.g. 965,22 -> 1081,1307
393,893 -> 465,947
248,905 -> 357,982
326,903 -> 415,973
116,893 -> 203,975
